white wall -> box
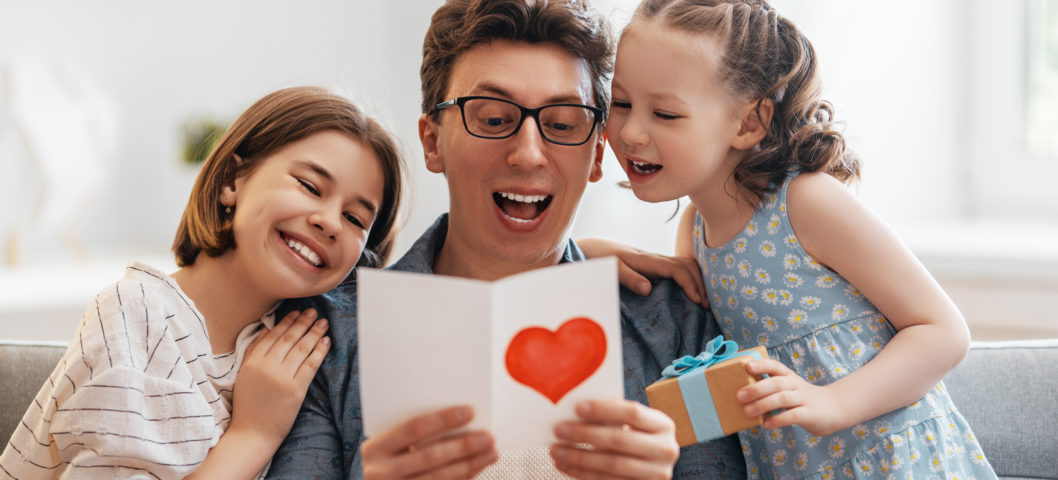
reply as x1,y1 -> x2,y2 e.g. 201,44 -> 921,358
1,1 -> 1055,341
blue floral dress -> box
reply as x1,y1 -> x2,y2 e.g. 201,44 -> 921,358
692,172 -> 997,479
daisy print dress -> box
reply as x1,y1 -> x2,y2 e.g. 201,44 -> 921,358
693,172 -> 996,479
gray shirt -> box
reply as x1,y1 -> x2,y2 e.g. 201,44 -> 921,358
267,214 -> 746,479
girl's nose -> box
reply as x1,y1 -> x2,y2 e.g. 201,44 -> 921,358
310,210 -> 340,241
617,116 -> 649,148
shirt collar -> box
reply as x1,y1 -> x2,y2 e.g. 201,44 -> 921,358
389,213 -> 584,273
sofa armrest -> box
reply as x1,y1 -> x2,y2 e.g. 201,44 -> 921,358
1,340 -> 67,444
942,339 -> 1058,480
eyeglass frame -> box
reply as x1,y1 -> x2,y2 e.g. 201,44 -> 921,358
430,95 -> 604,146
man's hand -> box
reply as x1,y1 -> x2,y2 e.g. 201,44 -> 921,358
360,405 -> 499,479
549,399 -> 679,480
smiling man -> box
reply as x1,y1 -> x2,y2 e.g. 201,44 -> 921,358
266,1 -> 745,478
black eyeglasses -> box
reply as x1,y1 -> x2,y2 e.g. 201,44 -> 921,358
431,96 -> 603,146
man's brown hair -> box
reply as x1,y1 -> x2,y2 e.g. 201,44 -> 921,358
172,86 -> 405,272
421,0 -> 615,122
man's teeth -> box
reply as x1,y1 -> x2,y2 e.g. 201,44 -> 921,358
286,237 -> 323,267
498,192 -> 548,204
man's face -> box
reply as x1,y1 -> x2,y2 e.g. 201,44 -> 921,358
420,40 -> 605,271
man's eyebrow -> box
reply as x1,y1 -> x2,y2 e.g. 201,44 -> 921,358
472,82 -> 588,106
297,160 -> 379,214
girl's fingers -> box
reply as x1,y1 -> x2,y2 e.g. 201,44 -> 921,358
668,256 -> 706,305
293,334 -> 331,389
281,316 -> 328,362
273,309 -> 318,354
745,358 -> 795,376
744,388 -> 800,417
617,262 -> 652,296
249,310 -> 301,357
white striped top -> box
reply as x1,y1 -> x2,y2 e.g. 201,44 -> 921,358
0,262 -> 269,480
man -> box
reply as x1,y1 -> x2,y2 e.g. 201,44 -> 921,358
267,0 -> 745,478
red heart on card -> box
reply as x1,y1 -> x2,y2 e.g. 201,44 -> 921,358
504,317 -> 607,404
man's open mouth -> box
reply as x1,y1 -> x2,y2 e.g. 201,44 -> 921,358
630,160 -> 662,175
493,191 -> 552,223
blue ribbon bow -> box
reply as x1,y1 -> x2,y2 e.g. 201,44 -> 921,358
662,335 -> 742,378
656,335 -> 764,443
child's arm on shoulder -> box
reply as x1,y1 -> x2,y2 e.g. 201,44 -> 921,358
737,172 -> 969,436
187,309 -> 330,479
578,230 -> 705,306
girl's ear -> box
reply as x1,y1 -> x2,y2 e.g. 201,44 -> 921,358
732,99 -> 774,151
419,114 -> 445,174
218,154 -> 244,207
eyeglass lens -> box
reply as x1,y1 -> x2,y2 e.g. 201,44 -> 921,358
462,98 -> 595,144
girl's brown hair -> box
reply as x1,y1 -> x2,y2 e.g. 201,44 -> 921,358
630,0 -> 860,199
172,86 -> 405,272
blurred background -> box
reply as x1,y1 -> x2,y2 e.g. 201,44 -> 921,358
1,0 -> 1056,342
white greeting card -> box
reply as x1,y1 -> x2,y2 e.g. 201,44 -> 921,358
358,258 -> 623,450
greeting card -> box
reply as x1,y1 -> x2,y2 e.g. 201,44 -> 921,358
358,258 -> 622,450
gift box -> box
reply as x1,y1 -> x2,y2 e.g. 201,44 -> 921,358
646,336 -> 769,446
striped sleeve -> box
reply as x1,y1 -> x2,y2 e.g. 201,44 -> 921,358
1,273 -> 219,480
49,365 -> 216,479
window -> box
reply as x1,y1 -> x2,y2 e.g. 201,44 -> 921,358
1026,0 -> 1058,159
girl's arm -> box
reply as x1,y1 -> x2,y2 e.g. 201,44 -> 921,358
578,234 -> 706,306
738,172 -> 969,436
674,204 -> 698,259
187,310 -> 330,479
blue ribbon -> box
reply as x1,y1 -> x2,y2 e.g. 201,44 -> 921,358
662,335 -> 743,378
660,336 -> 763,442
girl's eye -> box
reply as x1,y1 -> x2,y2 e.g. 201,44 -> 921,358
298,178 -> 320,196
654,111 -> 679,120
343,213 -> 365,229
611,100 -> 631,110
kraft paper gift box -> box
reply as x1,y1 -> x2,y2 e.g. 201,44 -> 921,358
646,336 -> 769,447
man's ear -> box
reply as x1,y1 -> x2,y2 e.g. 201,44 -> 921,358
419,114 -> 445,174
588,132 -> 605,183
731,99 -> 774,151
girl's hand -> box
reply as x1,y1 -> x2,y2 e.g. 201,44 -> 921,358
736,359 -> 847,437
578,237 -> 707,307
229,309 -> 331,447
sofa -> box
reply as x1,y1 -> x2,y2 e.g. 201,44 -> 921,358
2,338 -> 1056,479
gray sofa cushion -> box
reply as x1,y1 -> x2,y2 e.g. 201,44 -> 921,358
2,338 -> 1056,478
943,339 -> 1058,480
0,340 -> 66,444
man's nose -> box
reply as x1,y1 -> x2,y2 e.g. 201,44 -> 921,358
507,117 -> 548,168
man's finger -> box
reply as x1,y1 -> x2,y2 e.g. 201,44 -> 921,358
404,432 -> 498,479
551,444 -> 658,479
573,399 -> 672,434
361,406 -> 476,457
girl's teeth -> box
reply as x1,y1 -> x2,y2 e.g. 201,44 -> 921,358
285,237 -> 322,267
631,161 -> 661,174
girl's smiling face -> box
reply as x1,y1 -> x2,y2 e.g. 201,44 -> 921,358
221,129 -> 384,301
606,21 -> 750,204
